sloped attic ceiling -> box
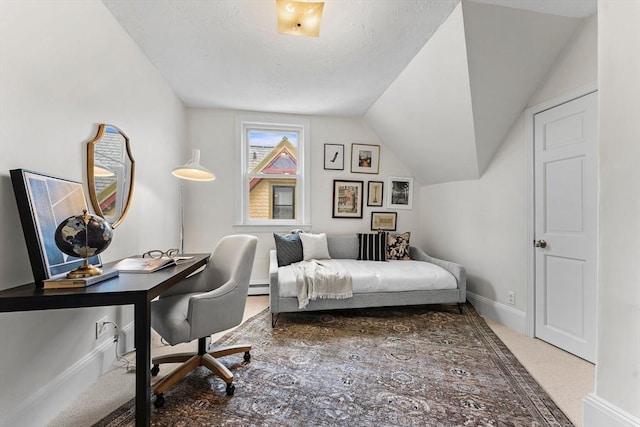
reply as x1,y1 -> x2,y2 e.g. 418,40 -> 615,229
364,2 -> 582,185
102,0 -> 593,187
101,0 -> 460,116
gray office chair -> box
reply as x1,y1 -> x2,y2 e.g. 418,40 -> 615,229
150,234 -> 258,407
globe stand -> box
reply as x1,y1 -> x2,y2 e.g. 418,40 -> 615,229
67,259 -> 103,278
56,209 -> 112,279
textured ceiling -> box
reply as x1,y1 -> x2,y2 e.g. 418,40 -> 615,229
101,0 -> 595,186
100,0 -> 595,117
102,0 -> 458,116
466,0 -> 596,18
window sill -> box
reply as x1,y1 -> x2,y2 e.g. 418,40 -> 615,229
233,223 -> 312,233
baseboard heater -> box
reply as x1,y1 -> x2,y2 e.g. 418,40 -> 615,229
249,283 -> 269,296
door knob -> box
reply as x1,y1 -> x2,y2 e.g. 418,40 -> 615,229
534,240 -> 547,248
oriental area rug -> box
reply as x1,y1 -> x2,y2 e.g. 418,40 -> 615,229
95,304 -> 573,427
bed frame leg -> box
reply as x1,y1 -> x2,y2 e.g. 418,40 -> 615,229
271,313 -> 279,328
458,303 -> 464,314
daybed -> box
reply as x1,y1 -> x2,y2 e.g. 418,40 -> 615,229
269,233 -> 466,326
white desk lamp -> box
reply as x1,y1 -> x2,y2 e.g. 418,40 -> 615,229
172,148 -> 215,253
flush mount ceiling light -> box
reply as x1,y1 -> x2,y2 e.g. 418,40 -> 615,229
276,0 -> 325,37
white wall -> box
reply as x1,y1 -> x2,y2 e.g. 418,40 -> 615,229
184,109 -> 420,284
364,2 -> 582,188
0,1 -> 621,425
463,2 -> 582,176
418,13 -> 597,331
0,5 -> 421,419
365,4 -> 479,186
0,0 -> 185,425
584,0 -> 640,424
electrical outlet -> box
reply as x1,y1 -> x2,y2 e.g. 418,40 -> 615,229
96,316 -> 109,339
507,291 -> 515,305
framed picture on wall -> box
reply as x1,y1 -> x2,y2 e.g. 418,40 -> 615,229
371,212 -> 397,231
324,144 -> 344,170
367,181 -> 384,207
387,176 -> 413,209
10,169 -> 102,286
351,144 -> 380,174
332,179 -> 364,218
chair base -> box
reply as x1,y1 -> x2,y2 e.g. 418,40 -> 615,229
151,341 -> 251,405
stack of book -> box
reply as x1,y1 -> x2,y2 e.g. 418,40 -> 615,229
42,269 -> 119,289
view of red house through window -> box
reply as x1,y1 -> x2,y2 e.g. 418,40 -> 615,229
247,131 -> 298,220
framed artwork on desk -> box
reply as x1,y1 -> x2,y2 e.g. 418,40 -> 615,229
10,169 -> 101,286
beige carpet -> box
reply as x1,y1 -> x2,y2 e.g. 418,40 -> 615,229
48,296 -> 594,426
484,318 -> 595,426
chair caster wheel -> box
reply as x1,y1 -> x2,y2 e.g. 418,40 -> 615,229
244,351 -> 251,363
151,364 -> 160,376
154,394 -> 165,408
226,383 -> 235,396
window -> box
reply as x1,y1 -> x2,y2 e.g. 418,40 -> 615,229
272,185 -> 295,219
236,115 -> 310,229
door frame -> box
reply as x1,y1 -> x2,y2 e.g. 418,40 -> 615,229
524,82 -> 597,337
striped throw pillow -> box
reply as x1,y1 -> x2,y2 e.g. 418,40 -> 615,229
357,232 -> 388,261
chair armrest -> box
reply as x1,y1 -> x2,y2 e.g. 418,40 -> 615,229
269,250 -> 280,313
187,279 -> 241,338
159,265 -> 208,298
410,246 -> 466,302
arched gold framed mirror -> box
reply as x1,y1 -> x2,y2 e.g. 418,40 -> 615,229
87,124 -> 135,228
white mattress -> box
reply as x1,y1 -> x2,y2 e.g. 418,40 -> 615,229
277,259 -> 457,298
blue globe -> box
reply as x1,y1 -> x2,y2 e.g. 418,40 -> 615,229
54,211 -> 113,259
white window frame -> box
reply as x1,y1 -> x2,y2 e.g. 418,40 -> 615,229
234,114 -> 311,231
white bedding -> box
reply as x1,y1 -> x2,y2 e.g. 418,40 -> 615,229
278,259 -> 456,298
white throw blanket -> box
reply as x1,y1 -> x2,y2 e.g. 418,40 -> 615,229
292,259 -> 353,309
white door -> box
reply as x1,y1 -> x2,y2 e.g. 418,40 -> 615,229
534,92 -> 597,363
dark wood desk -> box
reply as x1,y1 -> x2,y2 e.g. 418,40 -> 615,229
0,253 -> 210,427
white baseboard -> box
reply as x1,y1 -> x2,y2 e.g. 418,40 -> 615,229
117,320 -> 136,354
467,291 -> 527,334
2,321 -> 135,427
249,282 -> 269,296
583,393 -> 640,427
